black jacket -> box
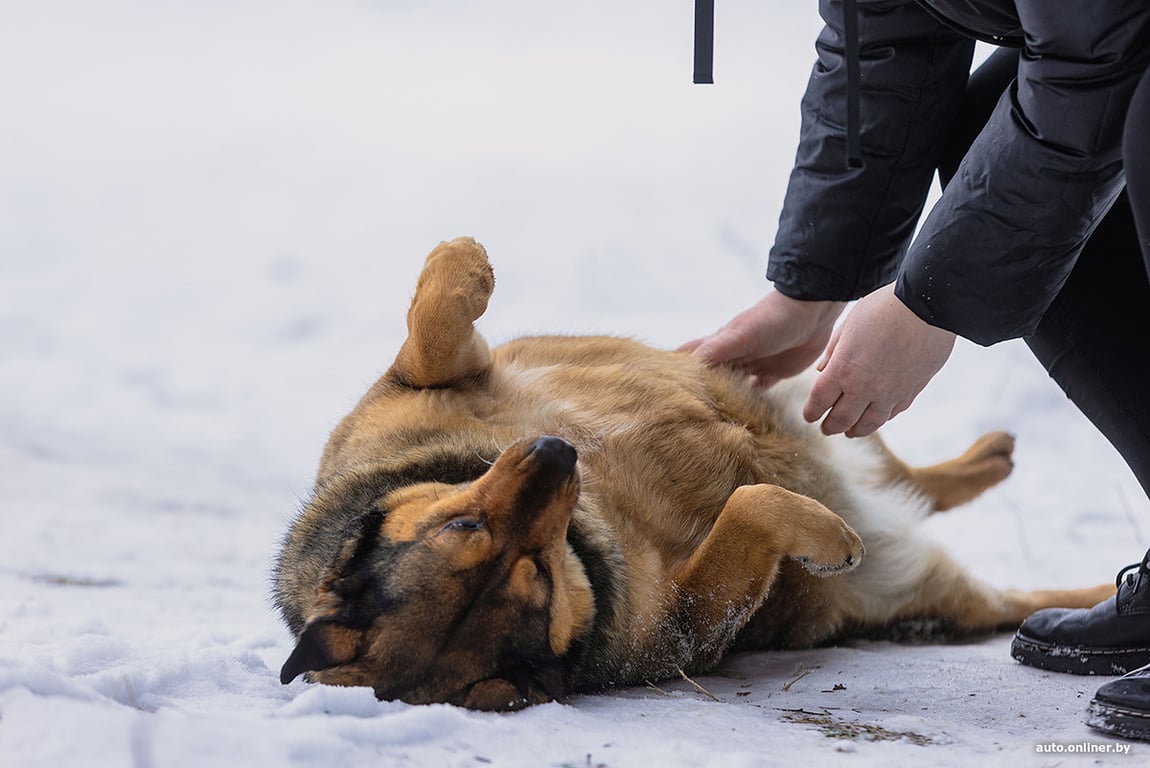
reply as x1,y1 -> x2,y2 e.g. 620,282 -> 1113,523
766,0 -> 1150,345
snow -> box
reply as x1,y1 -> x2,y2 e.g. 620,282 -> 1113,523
1,2 -> 1146,766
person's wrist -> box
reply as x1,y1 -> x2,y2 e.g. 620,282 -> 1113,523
769,290 -> 847,329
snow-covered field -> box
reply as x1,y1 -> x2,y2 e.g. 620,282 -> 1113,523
2,2 -> 1147,766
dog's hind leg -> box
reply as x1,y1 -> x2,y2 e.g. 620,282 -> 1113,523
881,553 -> 1115,632
874,431 -> 1015,512
390,237 -> 495,388
669,484 -> 865,669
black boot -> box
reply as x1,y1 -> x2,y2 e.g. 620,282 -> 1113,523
1011,549 -> 1150,675
1089,664 -> 1150,741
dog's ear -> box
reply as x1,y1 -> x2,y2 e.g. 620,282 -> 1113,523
389,237 -> 495,388
281,511 -> 386,685
280,620 -> 362,684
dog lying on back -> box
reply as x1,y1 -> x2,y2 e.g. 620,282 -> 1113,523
272,237 -> 1111,711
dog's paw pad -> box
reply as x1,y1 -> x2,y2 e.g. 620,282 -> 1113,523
425,238 -> 493,284
415,238 -> 495,323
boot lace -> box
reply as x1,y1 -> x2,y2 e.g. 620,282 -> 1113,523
1116,549 -> 1150,592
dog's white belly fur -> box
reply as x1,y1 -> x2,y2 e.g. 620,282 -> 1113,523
770,374 -> 948,622
500,359 -> 954,624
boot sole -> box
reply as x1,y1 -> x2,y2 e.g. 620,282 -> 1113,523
1088,698 -> 1150,741
1011,632 -> 1150,676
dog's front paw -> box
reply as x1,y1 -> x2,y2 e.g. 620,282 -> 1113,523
790,512 -> 865,577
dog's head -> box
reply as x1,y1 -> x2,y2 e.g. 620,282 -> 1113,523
280,436 -> 595,710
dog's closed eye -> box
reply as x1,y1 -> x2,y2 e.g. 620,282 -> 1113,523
439,515 -> 487,534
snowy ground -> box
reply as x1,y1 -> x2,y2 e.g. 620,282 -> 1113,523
2,2 -> 1148,766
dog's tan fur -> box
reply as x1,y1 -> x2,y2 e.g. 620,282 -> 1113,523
272,237 -> 1113,710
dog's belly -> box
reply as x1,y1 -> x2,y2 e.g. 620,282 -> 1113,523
491,341 -> 945,643
489,338 -> 840,561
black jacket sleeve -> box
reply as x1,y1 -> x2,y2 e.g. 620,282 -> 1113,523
896,0 -> 1148,345
767,0 -> 975,301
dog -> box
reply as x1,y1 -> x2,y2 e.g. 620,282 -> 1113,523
272,237 -> 1112,711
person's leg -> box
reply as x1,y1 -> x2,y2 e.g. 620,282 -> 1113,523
941,53 -> 1150,494
1012,61 -> 1150,681
1024,194 -> 1150,501
1126,65 -> 1150,275
942,52 -> 1150,689
1018,48 -> 1150,497
941,54 -> 1150,496
1086,64 -> 1150,742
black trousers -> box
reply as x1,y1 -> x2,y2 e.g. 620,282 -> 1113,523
938,49 -> 1150,499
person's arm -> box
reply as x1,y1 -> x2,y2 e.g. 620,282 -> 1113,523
767,0 -> 975,302
684,0 -> 973,382
896,0 -> 1147,345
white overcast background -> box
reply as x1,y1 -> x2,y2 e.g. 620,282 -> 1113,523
1,2 -> 1147,766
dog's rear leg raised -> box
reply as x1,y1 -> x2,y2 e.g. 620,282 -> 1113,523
876,431 -> 1016,512
390,237 -> 495,388
670,485 -> 865,670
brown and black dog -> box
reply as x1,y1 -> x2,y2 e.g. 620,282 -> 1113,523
273,237 -> 1111,711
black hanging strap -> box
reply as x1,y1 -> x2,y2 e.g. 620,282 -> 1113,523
693,0 -> 714,84
843,0 -> 864,168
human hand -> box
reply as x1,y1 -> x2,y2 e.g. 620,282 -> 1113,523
679,291 -> 847,387
803,283 -> 955,437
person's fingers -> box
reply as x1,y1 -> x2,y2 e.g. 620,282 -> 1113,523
889,396 -> 915,421
818,392 -> 871,436
677,338 -> 703,354
803,373 -> 842,424
815,324 -> 842,373
692,326 -> 757,367
691,338 -> 723,366
754,374 -> 781,389
683,335 -> 725,364
844,402 -> 893,438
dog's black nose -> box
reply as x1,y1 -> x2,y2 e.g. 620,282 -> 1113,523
527,436 -> 577,471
